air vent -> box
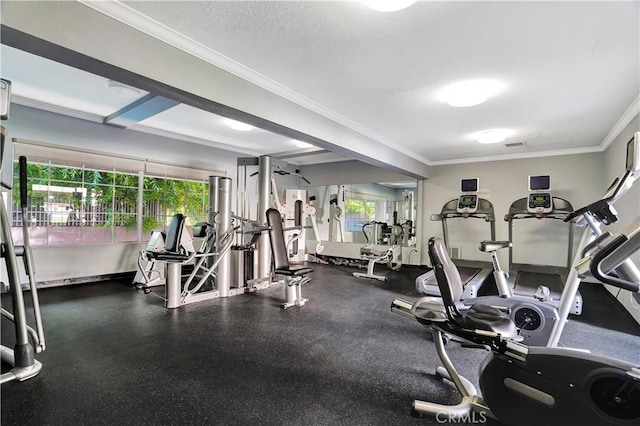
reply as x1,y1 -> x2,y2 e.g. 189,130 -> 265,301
505,141 -> 525,148
449,246 -> 461,259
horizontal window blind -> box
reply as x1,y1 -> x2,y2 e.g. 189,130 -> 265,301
13,138 -> 225,180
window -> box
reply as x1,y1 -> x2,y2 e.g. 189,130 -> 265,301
11,163 -> 137,245
10,161 -> 209,246
143,176 -> 208,233
344,198 -> 377,232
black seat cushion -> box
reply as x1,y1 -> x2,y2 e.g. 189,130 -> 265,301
275,266 -> 313,277
460,304 -> 518,336
479,240 -> 512,252
146,251 -> 191,262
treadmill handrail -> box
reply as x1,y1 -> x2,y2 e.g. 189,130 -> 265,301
504,196 -> 574,222
433,198 -> 496,222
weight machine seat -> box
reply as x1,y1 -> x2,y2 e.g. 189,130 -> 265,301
266,208 -> 313,278
145,214 -> 191,262
428,237 -> 517,337
274,266 -> 314,277
360,246 -> 388,257
478,240 -> 512,253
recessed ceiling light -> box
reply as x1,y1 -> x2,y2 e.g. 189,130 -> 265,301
292,140 -> 313,148
225,119 -> 253,132
107,80 -> 145,98
363,0 -> 417,12
441,79 -> 503,107
475,129 -> 512,144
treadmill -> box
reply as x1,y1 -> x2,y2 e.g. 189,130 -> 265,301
504,177 -> 582,315
416,185 -> 495,299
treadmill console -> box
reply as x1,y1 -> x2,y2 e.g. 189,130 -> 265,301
527,193 -> 552,214
457,194 -> 478,214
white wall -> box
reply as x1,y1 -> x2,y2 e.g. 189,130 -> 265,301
602,116 -> 640,322
421,152 -> 604,268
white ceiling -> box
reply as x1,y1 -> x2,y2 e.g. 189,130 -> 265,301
0,44 -> 336,162
1,1 -> 639,171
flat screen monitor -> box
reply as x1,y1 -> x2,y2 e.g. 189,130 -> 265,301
626,131 -> 639,174
461,178 -> 479,193
529,175 -> 550,191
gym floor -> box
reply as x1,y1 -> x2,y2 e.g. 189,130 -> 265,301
2,263 -> 639,425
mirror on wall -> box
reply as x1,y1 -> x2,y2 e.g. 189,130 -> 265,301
305,181 -> 417,248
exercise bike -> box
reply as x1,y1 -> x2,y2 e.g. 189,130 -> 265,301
419,132 -> 640,347
392,222 -> 640,425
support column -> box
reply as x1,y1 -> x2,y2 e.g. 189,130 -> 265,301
217,177 -> 232,297
257,155 -> 271,280
136,170 -> 144,242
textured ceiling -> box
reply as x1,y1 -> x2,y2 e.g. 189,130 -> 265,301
120,1 -> 639,162
1,1 -> 638,171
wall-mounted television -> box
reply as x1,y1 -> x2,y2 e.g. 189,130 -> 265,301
461,178 -> 479,193
528,175 -> 550,191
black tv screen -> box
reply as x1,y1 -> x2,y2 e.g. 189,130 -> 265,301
461,178 -> 478,192
529,175 -> 550,191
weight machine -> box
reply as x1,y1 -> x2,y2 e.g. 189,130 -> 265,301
353,221 -> 402,282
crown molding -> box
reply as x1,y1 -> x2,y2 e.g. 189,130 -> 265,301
429,146 -> 602,166
600,95 -> 640,151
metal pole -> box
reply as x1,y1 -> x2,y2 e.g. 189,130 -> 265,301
257,155 -> 271,279
209,175 -> 220,227
217,177 -> 232,297
137,171 -> 144,242
0,192 -> 33,367
208,175 -> 220,287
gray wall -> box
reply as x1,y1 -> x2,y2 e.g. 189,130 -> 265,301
421,152 -> 604,267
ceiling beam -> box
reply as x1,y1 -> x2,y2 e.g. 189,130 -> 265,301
0,2 -> 430,179
270,147 -> 328,160
103,94 -> 179,128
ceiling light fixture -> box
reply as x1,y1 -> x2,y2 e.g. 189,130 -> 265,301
441,79 -> 503,107
107,80 -> 145,98
292,140 -> 313,148
475,129 -> 511,144
363,0 -> 417,12
225,119 -> 254,132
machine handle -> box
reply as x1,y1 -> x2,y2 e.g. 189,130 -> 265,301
19,155 -> 28,208
563,200 -> 618,225
563,205 -> 589,223
590,235 -> 640,292
581,232 -> 611,258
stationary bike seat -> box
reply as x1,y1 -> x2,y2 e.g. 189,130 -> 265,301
479,240 -> 512,252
